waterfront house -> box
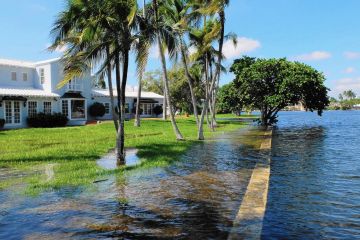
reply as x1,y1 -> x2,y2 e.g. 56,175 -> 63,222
0,58 -> 164,129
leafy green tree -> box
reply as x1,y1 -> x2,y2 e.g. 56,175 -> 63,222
143,66 -> 204,114
142,70 -> 164,95
216,83 -> 242,115
231,57 -> 330,126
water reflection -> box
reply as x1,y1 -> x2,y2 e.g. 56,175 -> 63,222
262,111 -> 360,239
0,127 -> 268,239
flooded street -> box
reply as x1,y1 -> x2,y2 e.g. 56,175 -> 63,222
0,127 -> 269,239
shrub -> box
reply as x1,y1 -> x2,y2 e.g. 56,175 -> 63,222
89,102 -> 106,117
0,119 -> 5,129
27,113 -> 68,128
132,106 -> 143,115
153,105 -> 163,116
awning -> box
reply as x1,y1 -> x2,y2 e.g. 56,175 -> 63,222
1,96 -> 27,101
134,98 -> 159,104
61,92 -> 85,99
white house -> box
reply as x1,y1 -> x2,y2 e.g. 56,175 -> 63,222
0,58 -> 164,129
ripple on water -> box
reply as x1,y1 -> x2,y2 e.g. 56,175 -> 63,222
262,111 -> 360,239
0,127 -> 269,239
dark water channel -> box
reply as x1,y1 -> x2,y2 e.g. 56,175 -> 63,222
262,111 -> 360,239
0,127 -> 268,239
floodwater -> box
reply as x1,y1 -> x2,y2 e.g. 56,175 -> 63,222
0,127 -> 269,239
262,111 -> 360,239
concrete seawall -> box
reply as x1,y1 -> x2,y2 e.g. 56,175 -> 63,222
228,129 -> 273,240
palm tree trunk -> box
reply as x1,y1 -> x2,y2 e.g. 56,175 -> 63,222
162,82 -> 167,120
134,73 -> 142,127
198,54 -> 210,140
157,37 -> 184,140
179,39 -> 199,126
106,46 -> 119,132
117,50 -> 130,164
115,54 -> 125,164
134,0 -> 147,127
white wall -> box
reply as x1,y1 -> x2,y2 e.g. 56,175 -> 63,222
0,65 -> 35,88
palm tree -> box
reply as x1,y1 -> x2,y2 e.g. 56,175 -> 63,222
188,0 -> 230,139
51,0 -> 142,164
161,0 -> 201,126
134,0 -> 147,127
188,19 -> 221,138
153,0 -> 184,140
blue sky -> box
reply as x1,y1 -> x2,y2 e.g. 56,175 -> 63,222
1,0 -> 360,97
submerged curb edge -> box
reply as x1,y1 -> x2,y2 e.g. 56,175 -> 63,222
228,128 -> 273,240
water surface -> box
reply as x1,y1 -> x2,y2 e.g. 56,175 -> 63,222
262,111 -> 360,239
0,127 -> 267,239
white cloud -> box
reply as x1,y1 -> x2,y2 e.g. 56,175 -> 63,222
330,77 -> 360,96
344,51 -> 360,59
344,67 -> 356,74
293,51 -> 331,61
222,37 -> 261,59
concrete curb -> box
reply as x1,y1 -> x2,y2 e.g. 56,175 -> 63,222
228,129 -> 273,240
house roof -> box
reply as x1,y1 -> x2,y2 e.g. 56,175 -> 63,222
0,58 -> 61,68
0,87 -> 60,98
61,92 -> 85,99
0,59 -> 35,68
92,89 -> 164,99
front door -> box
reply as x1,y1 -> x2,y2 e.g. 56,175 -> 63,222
4,101 -> 21,125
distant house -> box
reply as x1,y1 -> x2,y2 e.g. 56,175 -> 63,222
353,104 -> 360,110
284,102 -> 306,111
0,58 -> 164,129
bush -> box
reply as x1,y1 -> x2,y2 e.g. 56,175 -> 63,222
0,119 -> 5,129
27,113 -> 68,128
132,106 -> 143,115
89,102 -> 106,117
153,105 -> 163,116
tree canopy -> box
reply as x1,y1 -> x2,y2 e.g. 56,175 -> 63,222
216,82 -> 243,115
230,57 -> 330,126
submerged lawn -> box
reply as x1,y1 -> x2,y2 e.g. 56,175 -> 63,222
0,115 -> 251,193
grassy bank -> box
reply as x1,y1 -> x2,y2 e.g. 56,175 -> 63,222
0,115 -> 252,193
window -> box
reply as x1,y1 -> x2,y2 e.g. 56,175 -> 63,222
23,73 -> 28,81
62,100 -> 69,117
141,103 -> 153,115
43,102 -> 52,114
5,102 -> 12,123
125,103 -> 130,114
104,103 -> 110,114
40,68 -> 45,84
71,100 -> 85,119
28,101 -> 37,117
67,79 -> 83,91
5,101 -> 21,124
11,72 -> 17,81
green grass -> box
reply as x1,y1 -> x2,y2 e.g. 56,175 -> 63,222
0,116 -> 248,193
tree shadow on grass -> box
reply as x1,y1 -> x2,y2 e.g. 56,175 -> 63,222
135,142 -> 195,167
0,153 -> 102,163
